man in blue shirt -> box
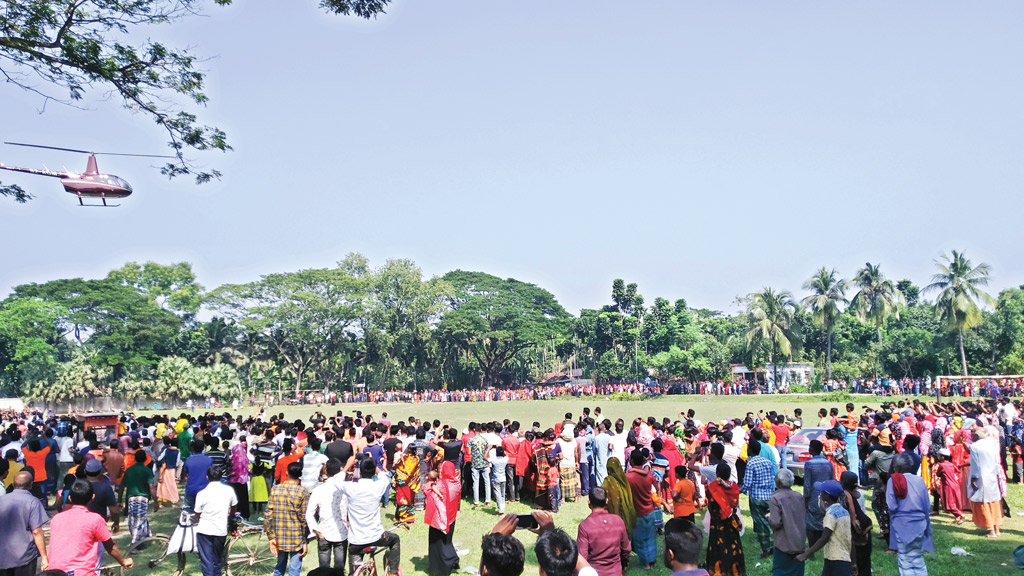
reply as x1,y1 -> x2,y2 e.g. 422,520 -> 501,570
740,441 -> 775,559
802,439 -> 835,553
181,438 -> 212,513
593,420 -> 612,487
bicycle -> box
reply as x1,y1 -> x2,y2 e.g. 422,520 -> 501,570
350,522 -> 410,576
99,518 -> 275,576
224,517 -> 278,576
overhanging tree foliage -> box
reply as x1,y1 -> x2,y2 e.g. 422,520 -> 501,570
0,0 -> 391,201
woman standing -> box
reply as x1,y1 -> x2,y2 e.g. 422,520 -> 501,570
155,435 -> 179,506
393,445 -> 421,524
822,428 -> 848,481
602,457 -> 637,540
228,437 -> 251,519
425,461 -> 462,576
705,462 -> 744,576
969,426 -> 1003,537
950,429 -> 971,513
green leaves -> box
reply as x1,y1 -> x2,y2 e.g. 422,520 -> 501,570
439,270 -> 569,387
1,0 -> 390,197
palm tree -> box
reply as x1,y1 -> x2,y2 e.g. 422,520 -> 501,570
850,262 -> 905,345
801,268 -> 848,383
925,250 -> 995,376
745,287 -> 800,391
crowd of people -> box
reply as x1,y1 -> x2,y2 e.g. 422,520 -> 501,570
0,394 -> 1021,576
169,375 -> 1024,411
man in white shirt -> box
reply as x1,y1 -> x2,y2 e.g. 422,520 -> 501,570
335,458 -> 399,576
194,465 -> 238,576
608,420 -> 628,468
301,437 -> 329,492
307,459 -> 348,571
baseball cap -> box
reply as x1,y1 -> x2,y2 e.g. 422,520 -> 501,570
814,479 -> 844,497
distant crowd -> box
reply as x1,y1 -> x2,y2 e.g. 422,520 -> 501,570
0,393 -> 1022,576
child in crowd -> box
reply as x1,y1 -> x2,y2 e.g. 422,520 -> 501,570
797,479 -> 852,576
671,464 -> 697,522
249,459 -> 269,516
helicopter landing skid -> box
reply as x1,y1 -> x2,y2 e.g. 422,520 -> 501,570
77,197 -> 119,207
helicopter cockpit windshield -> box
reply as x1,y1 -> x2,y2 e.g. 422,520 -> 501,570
108,176 -> 132,191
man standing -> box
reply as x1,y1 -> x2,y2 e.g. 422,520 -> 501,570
803,440 -> 834,553
469,430 -> 491,507
0,471 -> 48,575
182,438 -> 213,513
121,451 -> 157,544
592,420 -> 612,487
306,458 -> 348,572
336,459 -> 400,576
768,469 -> 806,576
772,415 -> 792,471
48,480 -> 133,576
626,450 -> 659,569
84,458 -> 119,536
887,453 -> 933,575
576,487 -> 630,576
265,461 -> 310,576
740,441 -> 775,560
194,466 -> 237,576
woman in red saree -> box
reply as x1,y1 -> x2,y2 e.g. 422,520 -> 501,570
425,461 -> 462,576
705,462 -> 745,576
950,430 -> 971,512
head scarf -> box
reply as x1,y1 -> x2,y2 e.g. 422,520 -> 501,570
891,473 -> 908,499
707,478 -> 740,519
601,457 -> 636,538
425,461 -> 461,533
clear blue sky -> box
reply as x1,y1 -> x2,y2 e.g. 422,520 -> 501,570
2,1 -> 1022,315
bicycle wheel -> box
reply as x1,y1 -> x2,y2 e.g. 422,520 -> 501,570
125,535 -> 185,576
225,529 -> 277,576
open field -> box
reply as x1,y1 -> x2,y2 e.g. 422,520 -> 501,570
116,395 -> 1023,576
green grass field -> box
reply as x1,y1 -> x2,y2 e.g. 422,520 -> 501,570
119,395 -> 1024,576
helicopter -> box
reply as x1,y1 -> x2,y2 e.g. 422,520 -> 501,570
0,142 -> 174,207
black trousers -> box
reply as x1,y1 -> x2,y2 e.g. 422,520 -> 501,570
319,537 -> 348,573
349,531 -> 400,575
230,482 -> 251,519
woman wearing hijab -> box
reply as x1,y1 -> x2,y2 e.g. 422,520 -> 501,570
969,426 -> 1004,537
706,461 -> 744,576
425,461 -> 462,576
602,457 -> 637,540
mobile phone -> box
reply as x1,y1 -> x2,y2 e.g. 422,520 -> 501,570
516,514 -> 539,530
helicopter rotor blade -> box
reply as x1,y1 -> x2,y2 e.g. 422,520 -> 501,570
91,152 -> 178,159
5,142 -> 94,154
4,142 -> 176,159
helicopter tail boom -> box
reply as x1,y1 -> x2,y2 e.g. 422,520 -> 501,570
0,163 -> 66,178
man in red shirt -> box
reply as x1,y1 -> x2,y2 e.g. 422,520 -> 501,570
771,415 -> 792,471
501,425 -> 521,502
48,480 -> 133,576
625,450 -> 659,569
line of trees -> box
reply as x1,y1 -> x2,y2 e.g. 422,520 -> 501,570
1,250 -> 1021,406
